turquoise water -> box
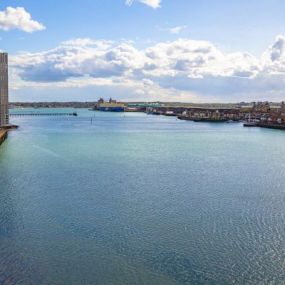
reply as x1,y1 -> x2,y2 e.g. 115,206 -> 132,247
1,109 -> 285,284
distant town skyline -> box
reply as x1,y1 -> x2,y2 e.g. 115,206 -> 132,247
1,0 -> 285,102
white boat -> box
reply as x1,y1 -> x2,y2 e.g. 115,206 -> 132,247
243,114 -> 257,127
243,121 -> 257,127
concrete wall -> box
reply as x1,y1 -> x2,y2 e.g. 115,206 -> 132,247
0,130 -> 7,145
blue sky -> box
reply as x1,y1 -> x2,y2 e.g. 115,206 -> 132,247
2,0 -> 285,102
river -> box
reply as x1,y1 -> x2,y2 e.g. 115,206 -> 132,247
1,109 -> 285,284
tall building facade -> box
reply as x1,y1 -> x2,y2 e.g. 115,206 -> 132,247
0,53 -> 8,126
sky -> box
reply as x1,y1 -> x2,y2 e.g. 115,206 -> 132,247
1,0 -> 285,102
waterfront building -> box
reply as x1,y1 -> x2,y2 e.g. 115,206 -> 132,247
0,53 -> 9,126
98,98 -> 105,105
108,98 -> 117,104
253,102 -> 271,113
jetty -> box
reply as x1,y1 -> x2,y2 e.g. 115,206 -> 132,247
10,112 -> 78,117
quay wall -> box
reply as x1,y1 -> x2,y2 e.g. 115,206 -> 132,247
257,123 -> 285,130
0,129 -> 7,145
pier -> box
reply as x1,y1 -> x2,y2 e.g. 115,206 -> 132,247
9,112 -> 78,117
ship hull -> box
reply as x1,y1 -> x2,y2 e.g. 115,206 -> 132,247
98,107 -> 124,112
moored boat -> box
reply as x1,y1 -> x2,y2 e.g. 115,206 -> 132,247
243,113 -> 258,127
243,122 -> 257,127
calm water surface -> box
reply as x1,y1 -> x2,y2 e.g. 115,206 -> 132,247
1,109 -> 285,284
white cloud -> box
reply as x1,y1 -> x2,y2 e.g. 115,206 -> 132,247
11,39 -> 148,82
125,0 -> 161,9
169,26 -> 187,34
261,35 -> 285,75
10,35 -> 285,101
62,38 -> 112,48
0,7 -> 45,32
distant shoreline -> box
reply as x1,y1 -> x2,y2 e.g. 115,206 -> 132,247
9,103 -> 285,132
8,101 -> 282,109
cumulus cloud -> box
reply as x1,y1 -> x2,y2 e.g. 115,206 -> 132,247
261,35 -> 285,75
12,40 -> 147,82
125,0 -> 161,9
0,7 -> 45,32
10,35 -> 285,101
